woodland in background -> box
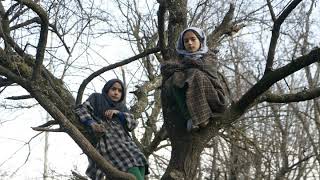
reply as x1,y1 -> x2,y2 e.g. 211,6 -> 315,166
0,0 -> 320,179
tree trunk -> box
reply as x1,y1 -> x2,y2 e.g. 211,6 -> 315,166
161,91 -> 206,180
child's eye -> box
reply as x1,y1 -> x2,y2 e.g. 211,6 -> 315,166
184,38 -> 197,43
112,87 -> 122,93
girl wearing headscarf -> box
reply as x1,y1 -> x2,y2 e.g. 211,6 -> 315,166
161,27 -> 227,132
75,79 -> 148,180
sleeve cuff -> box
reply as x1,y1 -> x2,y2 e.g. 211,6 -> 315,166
83,119 -> 95,126
118,112 -> 126,126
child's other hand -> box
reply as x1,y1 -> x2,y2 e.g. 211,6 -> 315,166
104,110 -> 120,120
90,123 -> 106,133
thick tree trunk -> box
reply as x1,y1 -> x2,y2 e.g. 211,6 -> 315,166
161,83 -> 207,180
163,135 -> 204,180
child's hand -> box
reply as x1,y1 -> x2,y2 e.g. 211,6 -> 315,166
90,122 -> 106,133
104,110 -> 120,120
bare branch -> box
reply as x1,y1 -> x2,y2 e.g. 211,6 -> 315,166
157,0 -> 167,60
48,22 -> 71,55
15,0 -> 49,80
0,77 -> 13,87
0,3 -> 25,54
31,127 -> 64,132
5,95 -> 33,100
130,76 -> 162,118
144,125 -> 168,157
266,0 -> 276,22
275,155 -> 314,180
259,87 -> 320,103
34,120 -> 58,128
207,3 -> 236,49
9,17 -> 40,30
10,17 -> 71,55
76,47 -> 160,104
0,33 -> 25,56
75,0 -> 83,11
188,0 -> 209,26
5,3 -> 28,23
0,132 -> 42,177
166,0 -> 187,58
0,63 -> 28,88
265,0 -> 302,73
226,47 -> 320,122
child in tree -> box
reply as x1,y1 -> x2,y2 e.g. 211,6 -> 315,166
161,27 -> 227,132
75,79 -> 148,180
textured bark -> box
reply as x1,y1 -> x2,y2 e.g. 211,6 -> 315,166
2,1 -> 320,179
161,80 -> 222,179
161,87 -> 203,180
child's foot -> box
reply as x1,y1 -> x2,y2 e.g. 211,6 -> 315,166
186,119 -> 199,132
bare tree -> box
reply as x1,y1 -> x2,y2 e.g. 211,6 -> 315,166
1,0 -> 320,180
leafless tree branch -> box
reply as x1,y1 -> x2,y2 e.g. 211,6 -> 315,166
15,0 -> 49,80
144,125 -> 168,157
207,3 -> 236,49
226,47 -> 320,122
266,0 -> 276,22
157,0 -> 167,60
259,87 -> 320,103
0,77 -> 13,87
31,127 -> 64,132
76,47 -> 160,104
34,120 -> 58,128
5,95 -> 33,100
265,0 -> 302,73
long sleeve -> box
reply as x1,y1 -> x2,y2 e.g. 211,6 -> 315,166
75,100 -> 96,126
118,112 -> 138,131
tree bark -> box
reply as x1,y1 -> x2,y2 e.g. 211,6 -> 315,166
161,87 -> 205,179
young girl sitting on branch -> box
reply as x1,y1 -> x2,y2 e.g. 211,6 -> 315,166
161,27 -> 228,132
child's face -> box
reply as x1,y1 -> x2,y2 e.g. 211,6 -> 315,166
107,82 -> 123,102
183,31 -> 201,53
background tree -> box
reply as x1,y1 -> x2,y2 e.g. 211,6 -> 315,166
0,0 -> 320,179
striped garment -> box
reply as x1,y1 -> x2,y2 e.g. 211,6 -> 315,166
75,101 -> 148,180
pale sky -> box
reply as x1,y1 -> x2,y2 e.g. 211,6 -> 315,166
0,88 -> 87,179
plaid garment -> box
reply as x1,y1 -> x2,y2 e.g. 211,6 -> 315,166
75,101 -> 148,180
161,54 -> 227,127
